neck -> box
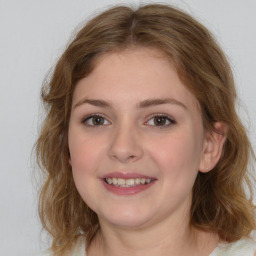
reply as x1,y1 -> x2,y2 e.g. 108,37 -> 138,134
88,213 -> 218,256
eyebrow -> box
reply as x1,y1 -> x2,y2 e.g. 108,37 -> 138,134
73,98 -> 187,110
74,99 -> 110,108
139,98 -> 187,109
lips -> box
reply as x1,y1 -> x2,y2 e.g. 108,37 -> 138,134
100,172 -> 157,195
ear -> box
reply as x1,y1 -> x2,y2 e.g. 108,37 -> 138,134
199,122 -> 227,173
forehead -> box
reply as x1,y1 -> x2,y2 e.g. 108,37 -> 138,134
73,47 -> 199,110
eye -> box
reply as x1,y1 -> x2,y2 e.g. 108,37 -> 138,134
146,115 -> 175,127
82,115 -> 110,126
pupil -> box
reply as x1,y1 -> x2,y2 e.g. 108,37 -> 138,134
154,117 -> 166,126
93,117 -> 104,125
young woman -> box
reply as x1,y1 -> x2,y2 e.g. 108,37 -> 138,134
36,4 -> 256,256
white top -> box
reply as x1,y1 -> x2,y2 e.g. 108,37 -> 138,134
210,238 -> 256,256
38,237 -> 256,256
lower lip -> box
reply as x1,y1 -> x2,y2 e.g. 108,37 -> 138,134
101,179 -> 156,195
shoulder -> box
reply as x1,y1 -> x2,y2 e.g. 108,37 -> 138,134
72,236 -> 86,255
211,237 -> 256,256
35,237 -> 86,256
34,251 -> 53,256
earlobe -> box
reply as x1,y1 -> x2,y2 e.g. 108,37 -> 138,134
199,122 -> 227,173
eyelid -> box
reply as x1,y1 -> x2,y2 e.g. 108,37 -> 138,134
145,113 -> 176,127
80,113 -> 176,128
82,113 -> 111,126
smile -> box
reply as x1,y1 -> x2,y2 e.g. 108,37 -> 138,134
104,178 -> 152,187
101,173 -> 156,195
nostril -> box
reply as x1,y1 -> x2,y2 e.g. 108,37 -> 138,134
107,131 -> 144,163
109,152 -> 141,163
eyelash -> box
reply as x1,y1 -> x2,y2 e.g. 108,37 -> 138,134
146,114 -> 176,128
81,113 -> 176,128
82,114 -> 110,127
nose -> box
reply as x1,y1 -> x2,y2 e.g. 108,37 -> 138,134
108,125 -> 144,163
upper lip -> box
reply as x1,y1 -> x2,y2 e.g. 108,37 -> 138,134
101,172 -> 156,180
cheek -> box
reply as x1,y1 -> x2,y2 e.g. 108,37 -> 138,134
147,130 -> 203,176
68,132 -> 104,208
141,131 -> 203,215
69,129 -> 104,171
68,133 -> 107,205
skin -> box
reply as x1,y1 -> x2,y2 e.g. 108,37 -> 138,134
68,47 -> 226,256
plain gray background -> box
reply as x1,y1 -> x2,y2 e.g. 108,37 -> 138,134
0,0 -> 255,255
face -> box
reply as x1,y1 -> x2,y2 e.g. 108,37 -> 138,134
68,48 -> 208,230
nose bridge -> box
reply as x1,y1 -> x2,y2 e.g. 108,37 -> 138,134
108,118 -> 144,163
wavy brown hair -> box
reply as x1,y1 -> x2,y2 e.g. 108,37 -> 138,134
36,4 -> 256,255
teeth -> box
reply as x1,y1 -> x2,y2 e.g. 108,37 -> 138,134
106,178 -> 112,184
135,178 -> 141,185
117,178 -> 125,185
105,177 -> 152,187
126,179 -> 135,186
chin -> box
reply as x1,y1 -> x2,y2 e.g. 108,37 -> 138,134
98,207 -> 153,229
